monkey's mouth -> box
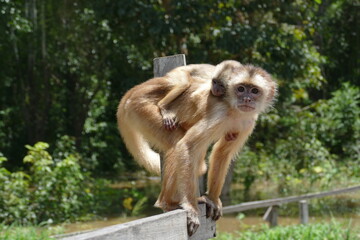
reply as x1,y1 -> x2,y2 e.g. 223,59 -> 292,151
238,105 -> 255,112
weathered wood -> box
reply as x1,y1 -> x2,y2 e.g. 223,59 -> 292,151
153,54 -> 186,77
223,185 -> 360,214
198,175 -> 206,196
299,200 -> 309,224
56,203 -> 215,240
263,205 -> 279,227
57,209 -> 186,240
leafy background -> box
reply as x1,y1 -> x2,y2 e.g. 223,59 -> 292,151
0,0 -> 359,226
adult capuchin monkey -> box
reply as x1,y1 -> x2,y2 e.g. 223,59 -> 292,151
117,60 -> 277,236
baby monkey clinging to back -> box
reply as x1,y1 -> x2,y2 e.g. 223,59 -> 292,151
158,60 -> 242,131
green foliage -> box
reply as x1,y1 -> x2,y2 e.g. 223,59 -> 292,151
0,224 -> 62,240
0,142 -> 93,224
0,140 -> 150,225
315,83 -> 360,160
0,155 -> 33,224
217,222 -> 356,240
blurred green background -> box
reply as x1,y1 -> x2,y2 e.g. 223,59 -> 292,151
0,0 -> 359,236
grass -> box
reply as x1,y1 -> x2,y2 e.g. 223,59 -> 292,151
0,224 -> 63,240
217,222 -> 358,240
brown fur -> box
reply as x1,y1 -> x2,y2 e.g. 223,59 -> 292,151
117,61 -> 277,236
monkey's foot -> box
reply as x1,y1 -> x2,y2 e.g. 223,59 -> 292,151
198,195 -> 222,221
186,209 -> 200,236
160,109 -> 178,131
225,132 -> 239,141
180,203 -> 200,236
163,117 -> 178,131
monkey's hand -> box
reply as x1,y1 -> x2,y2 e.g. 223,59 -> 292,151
198,194 -> 222,221
225,132 -> 239,141
160,108 -> 178,131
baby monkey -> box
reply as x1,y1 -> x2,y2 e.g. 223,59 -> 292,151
158,60 -> 242,131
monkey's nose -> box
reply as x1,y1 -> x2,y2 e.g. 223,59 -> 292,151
243,97 -> 252,103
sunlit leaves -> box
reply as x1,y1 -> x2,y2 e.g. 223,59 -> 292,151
0,142 -> 97,224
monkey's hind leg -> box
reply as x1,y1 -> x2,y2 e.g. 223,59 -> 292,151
154,151 -> 181,211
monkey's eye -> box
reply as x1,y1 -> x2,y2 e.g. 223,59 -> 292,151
251,88 -> 259,94
238,86 -> 245,92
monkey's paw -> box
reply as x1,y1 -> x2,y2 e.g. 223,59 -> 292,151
225,132 -> 239,141
198,195 -> 222,221
161,110 -> 178,131
186,209 -> 200,237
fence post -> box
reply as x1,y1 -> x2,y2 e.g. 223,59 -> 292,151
299,200 -> 309,224
263,205 -> 279,227
153,54 -> 186,78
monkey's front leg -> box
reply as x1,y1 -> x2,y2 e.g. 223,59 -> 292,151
206,136 -> 248,220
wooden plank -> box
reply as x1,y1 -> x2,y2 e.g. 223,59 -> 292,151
223,185 -> 360,214
57,210 -> 187,240
153,54 -> 186,77
299,200 -> 309,224
56,203 -> 215,240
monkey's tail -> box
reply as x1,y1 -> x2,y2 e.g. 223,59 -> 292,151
117,102 -> 161,176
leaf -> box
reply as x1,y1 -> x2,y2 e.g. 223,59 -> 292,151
313,166 -> 323,173
123,197 -> 133,210
131,197 -> 148,216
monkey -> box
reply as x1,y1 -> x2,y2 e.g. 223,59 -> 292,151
117,61 -> 277,236
157,63 -> 215,131
158,60 -> 242,131
116,63 -> 217,175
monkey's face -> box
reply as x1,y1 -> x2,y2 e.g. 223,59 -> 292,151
213,63 -> 276,114
235,83 -> 262,112
211,78 -> 226,97
227,68 -> 274,114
